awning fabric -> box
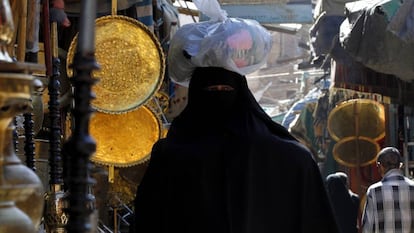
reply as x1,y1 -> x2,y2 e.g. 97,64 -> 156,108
387,0 -> 414,43
313,0 -> 355,18
339,0 -> 414,82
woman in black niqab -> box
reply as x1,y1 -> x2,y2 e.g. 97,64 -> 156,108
326,172 -> 360,233
131,67 -> 338,233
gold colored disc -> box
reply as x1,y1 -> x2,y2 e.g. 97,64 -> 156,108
333,136 -> 380,167
67,15 -> 165,113
90,106 -> 161,167
327,99 -> 385,142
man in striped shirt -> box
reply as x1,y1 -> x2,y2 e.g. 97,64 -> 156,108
362,147 -> 414,233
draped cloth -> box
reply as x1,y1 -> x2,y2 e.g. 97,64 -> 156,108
131,67 -> 338,233
339,0 -> 414,81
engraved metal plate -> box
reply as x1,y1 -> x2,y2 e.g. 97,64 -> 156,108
67,15 -> 165,113
90,106 -> 161,167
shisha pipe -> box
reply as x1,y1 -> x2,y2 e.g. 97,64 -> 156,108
43,0 -> 67,231
48,19 -> 63,188
63,1 -> 99,232
23,0 -> 41,171
42,0 -> 52,76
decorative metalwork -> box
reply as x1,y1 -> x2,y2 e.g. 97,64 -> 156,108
3,124 -> 44,230
0,72 -> 38,233
44,184 -> 68,233
89,106 -> 161,167
0,185 -> 36,233
66,15 -> 165,113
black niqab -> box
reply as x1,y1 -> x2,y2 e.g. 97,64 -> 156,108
326,173 -> 360,233
184,67 -> 242,123
131,67 -> 338,233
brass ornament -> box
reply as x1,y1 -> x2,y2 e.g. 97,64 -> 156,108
0,72 -> 37,233
67,15 -> 165,113
0,73 -> 32,109
333,136 -> 380,167
43,185 -> 68,233
33,139 -> 50,191
90,106 -> 161,167
327,99 -> 385,142
0,184 -> 37,233
3,127 -> 44,230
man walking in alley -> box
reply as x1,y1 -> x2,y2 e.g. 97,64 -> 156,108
362,147 -> 414,233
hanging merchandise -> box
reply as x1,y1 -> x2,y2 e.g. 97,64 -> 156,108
66,0 -> 165,113
65,0 -> 144,14
90,106 -> 162,167
167,0 -> 272,87
156,0 -> 180,47
313,0 -> 355,18
309,12 -> 346,60
327,99 -> 385,142
387,0 -> 414,43
327,99 -> 385,167
309,0 -> 355,65
339,0 -> 414,82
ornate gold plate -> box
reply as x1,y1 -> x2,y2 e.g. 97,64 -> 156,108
67,15 -> 165,113
333,136 -> 380,167
90,106 -> 161,167
327,99 -> 385,142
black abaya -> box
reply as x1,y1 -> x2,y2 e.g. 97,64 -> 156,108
326,173 -> 360,233
131,67 -> 338,233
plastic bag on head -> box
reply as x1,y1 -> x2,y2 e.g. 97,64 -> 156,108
167,0 -> 272,87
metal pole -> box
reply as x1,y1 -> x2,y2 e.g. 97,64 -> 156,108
43,13 -> 66,233
63,1 -> 99,232
48,21 -> 63,186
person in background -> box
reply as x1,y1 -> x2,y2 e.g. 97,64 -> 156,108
51,0 -> 71,27
326,172 -> 360,233
130,66 -> 339,233
361,146 -> 414,233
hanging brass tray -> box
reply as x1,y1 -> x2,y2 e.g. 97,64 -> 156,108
67,15 -> 165,113
327,99 -> 385,142
333,136 -> 380,167
90,105 -> 161,167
